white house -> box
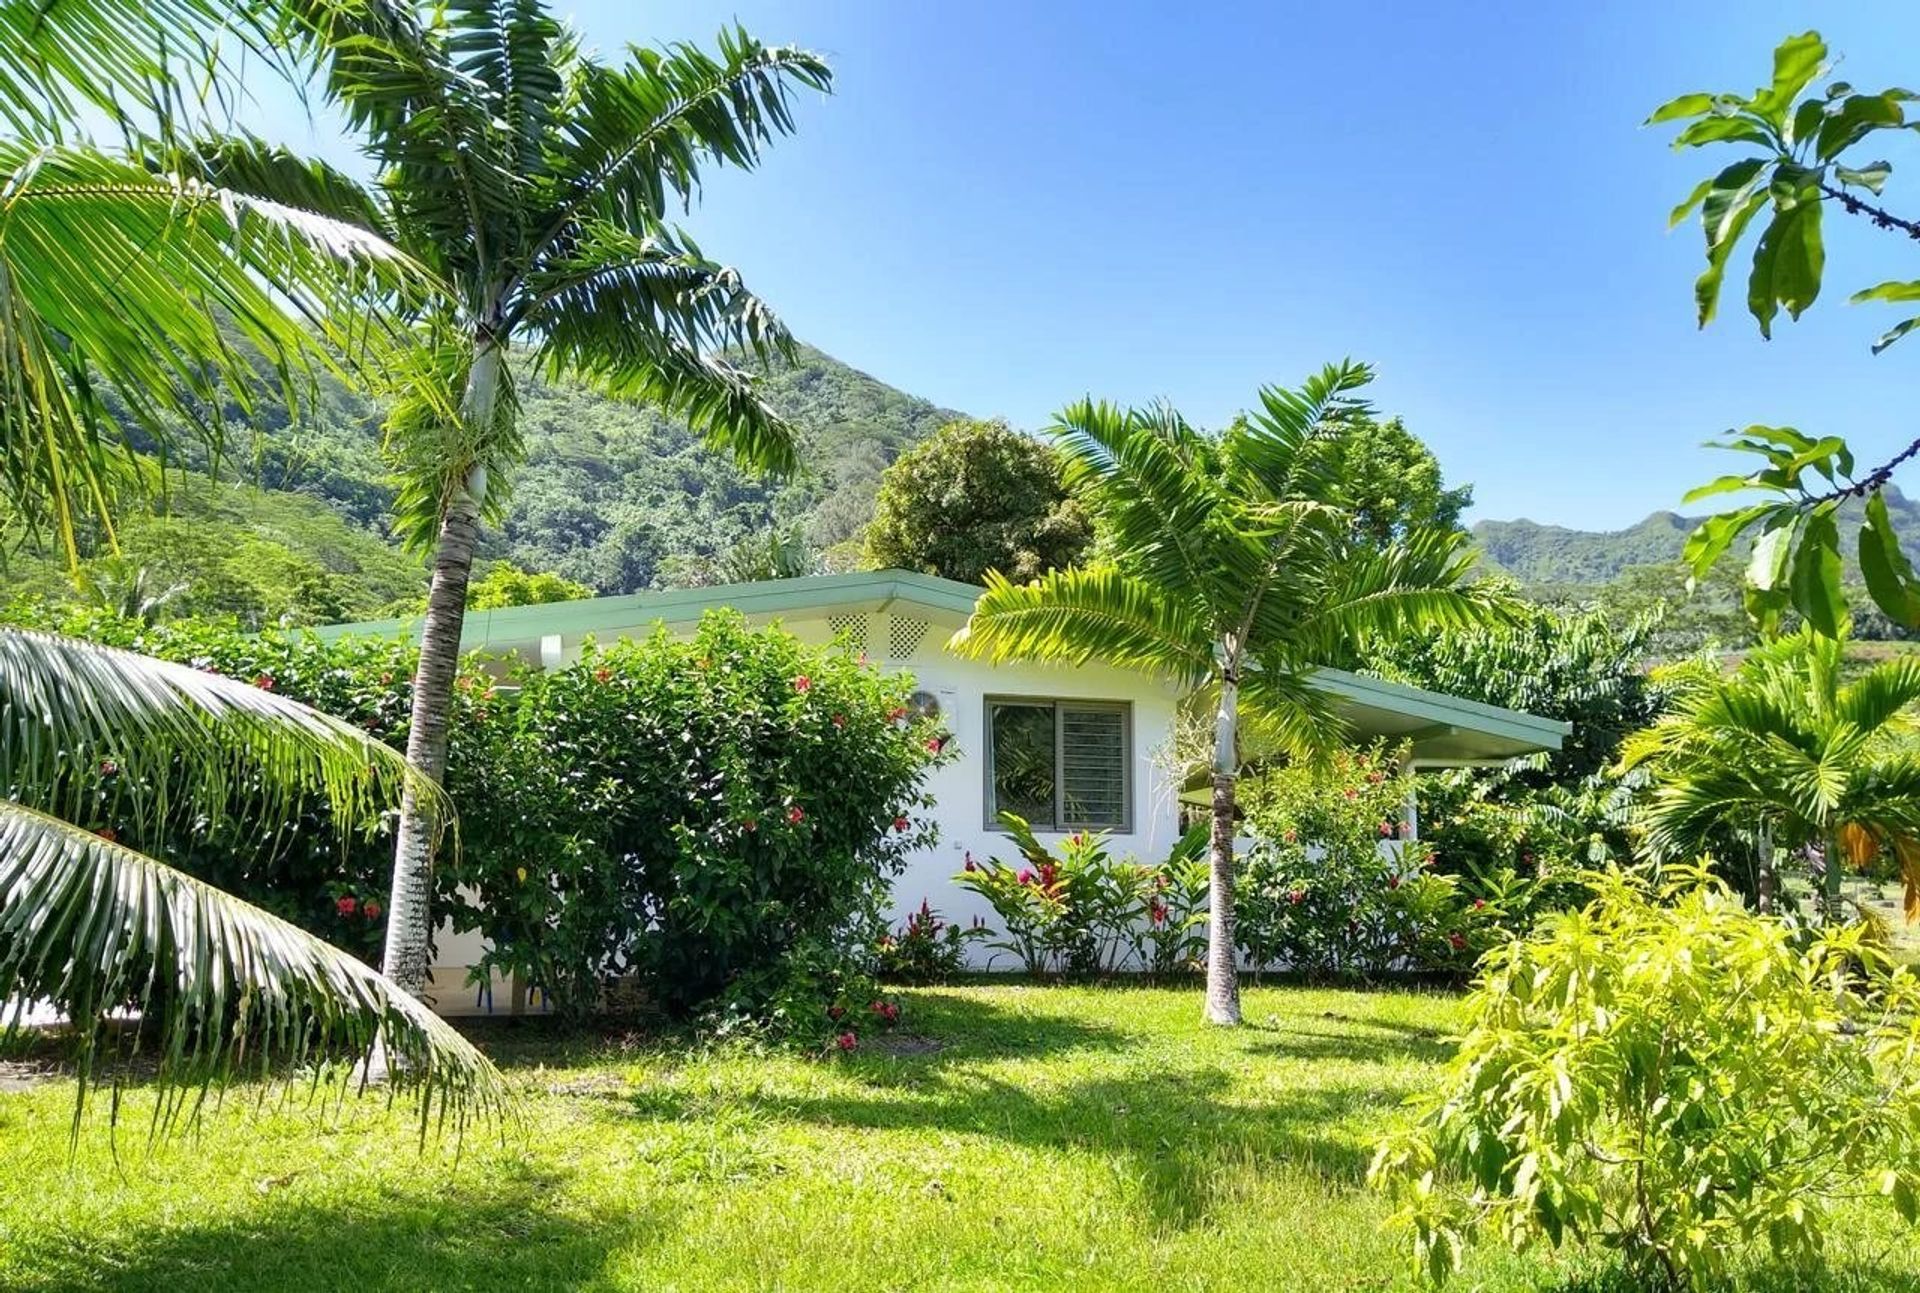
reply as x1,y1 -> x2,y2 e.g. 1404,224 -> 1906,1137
315,569 -> 1568,1006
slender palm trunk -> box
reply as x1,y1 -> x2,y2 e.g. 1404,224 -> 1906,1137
1822,826 -> 1845,926
1205,673 -> 1241,1026
379,336 -> 501,995
1755,825 -> 1774,915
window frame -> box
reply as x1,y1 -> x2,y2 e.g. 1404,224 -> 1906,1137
982,694 -> 1133,834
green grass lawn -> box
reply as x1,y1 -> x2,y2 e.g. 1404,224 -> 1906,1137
3,982 -> 1919,1291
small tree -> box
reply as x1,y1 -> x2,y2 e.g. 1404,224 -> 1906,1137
951,363 -> 1501,1024
467,563 -> 592,609
864,418 -> 1092,583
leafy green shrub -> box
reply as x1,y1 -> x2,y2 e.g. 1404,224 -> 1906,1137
955,815 -> 1203,977
444,610 -> 947,1030
1238,748 -> 1489,978
877,899 -> 969,984
1370,867 -> 1920,1288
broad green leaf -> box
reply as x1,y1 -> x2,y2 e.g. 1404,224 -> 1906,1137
1674,115 -> 1777,150
1752,32 -> 1829,128
1788,98 -> 1827,148
1817,93 -> 1906,161
1850,280 -> 1920,304
1647,92 -> 1715,125
1668,176 -> 1716,229
1682,473 -> 1763,504
1859,491 -> 1920,628
1835,160 -> 1893,193
1747,200 -> 1824,337
1790,507 -> 1845,638
1684,503 -> 1773,578
1872,315 -> 1920,354
1696,189 -> 1768,326
1747,515 -> 1798,592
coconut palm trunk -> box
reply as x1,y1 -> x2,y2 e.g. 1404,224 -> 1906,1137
379,336 -> 499,993
1205,668 -> 1242,1024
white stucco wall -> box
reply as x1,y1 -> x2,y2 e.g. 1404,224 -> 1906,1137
424,603 -> 1184,1008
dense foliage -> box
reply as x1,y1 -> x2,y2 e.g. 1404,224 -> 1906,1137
1237,749 -> 1510,979
1332,414 -> 1473,550
954,816 -> 1209,978
444,612 -> 946,1031
862,417 -> 1092,583
1372,868 -> 1920,1289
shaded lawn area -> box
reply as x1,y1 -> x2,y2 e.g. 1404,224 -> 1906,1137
3,983 -> 1919,1291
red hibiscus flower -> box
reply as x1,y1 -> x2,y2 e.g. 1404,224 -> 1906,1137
887,706 -> 908,722
835,1032 -> 857,1052
1149,901 -> 1168,926
336,895 -> 358,917
96,827 -> 118,844
892,816 -> 910,833
1386,875 -> 1400,890
252,674 -> 275,691
963,853 -> 977,872
1472,898 -> 1487,910
742,817 -> 758,833
97,759 -> 118,778
1287,889 -> 1304,905
793,675 -> 812,692
363,900 -> 383,920
787,806 -> 806,825
1017,868 -> 1035,886
593,667 -> 612,684
1447,932 -> 1467,951
924,736 -> 944,754
828,1004 -> 846,1021
1378,821 -> 1393,837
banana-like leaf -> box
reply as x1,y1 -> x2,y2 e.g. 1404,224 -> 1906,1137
0,800 -> 508,1139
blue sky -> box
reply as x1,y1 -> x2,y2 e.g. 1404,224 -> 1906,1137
251,2 -> 1920,530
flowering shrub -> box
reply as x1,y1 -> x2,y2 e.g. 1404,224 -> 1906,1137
1237,747 -> 1489,979
877,899 -> 969,984
1371,868 -> 1920,1288
955,814 -> 1199,977
445,610 -> 948,1029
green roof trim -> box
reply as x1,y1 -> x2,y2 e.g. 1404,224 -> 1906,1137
1312,666 -> 1571,751
311,569 -> 1567,760
309,569 -> 983,647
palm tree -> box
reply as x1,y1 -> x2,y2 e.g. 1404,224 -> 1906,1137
180,2 -> 831,994
0,2 -> 501,1114
1620,630 -> 1920,921
0,630 -> 508,1123
950,362 -> 1501,1024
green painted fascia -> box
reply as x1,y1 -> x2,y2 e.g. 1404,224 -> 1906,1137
309,569 -> 984,648
1311,666 -> 1570,750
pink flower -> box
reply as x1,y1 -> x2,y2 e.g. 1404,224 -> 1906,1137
793,675 -> 812,692
1017,868 -> 1035,886
835,1032 -> 857,1052
1386,875 -> 1400,890
828,1004 -> 846,1021
963,853 -> 977,872
1447,932 -> 1467,951
1378,821 -> 1393,837
252,673 -> 275,691
336,895 -> 358,917
1472,898 -> 1487,910
887,706 -> 909,722
363,900 -> 383,920
925,736 -> 944,754
787,806 -> 806,826
1287,889 -> 1304,905
97,759 -> 118,778
1149,901 -> 1168,926
893,816 -> 910,833
593,667 -> 612,684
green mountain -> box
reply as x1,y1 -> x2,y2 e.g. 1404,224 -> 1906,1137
6,346 -> 963,624
1473,489 -> 1920,587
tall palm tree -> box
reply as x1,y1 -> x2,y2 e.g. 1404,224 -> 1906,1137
1620,630 -> 1920,921
0,2 -> 504,1114
950,362 -> 1501,1024
181,1 -> 831,994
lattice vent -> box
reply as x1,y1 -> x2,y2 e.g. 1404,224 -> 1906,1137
888,616 -> 929,658
826,613 -> 869,653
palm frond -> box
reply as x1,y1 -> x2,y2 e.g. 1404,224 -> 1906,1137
0,800 -> 508,1136
1225,359 -> 1374,499
1837,654 -> 1920,735
1287,526 -> 1502,658
0,628 -> 449,844
0,143 -> 426,563
542,26 -> 830,258
161,132 -> 396,241
1238,662 -> 1348,765
948,566 -> 1213,683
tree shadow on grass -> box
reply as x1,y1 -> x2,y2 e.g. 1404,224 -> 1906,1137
1548,1256 -> 1920,1293
5,1170 -> 668,1293
625,1058 -> 1411,1229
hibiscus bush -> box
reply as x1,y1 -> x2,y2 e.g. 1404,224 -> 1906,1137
445,610 -> 947,1030
877,898 -> 970,984
1237,746 -> 1493,979
1371,868 -> 1920,1288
